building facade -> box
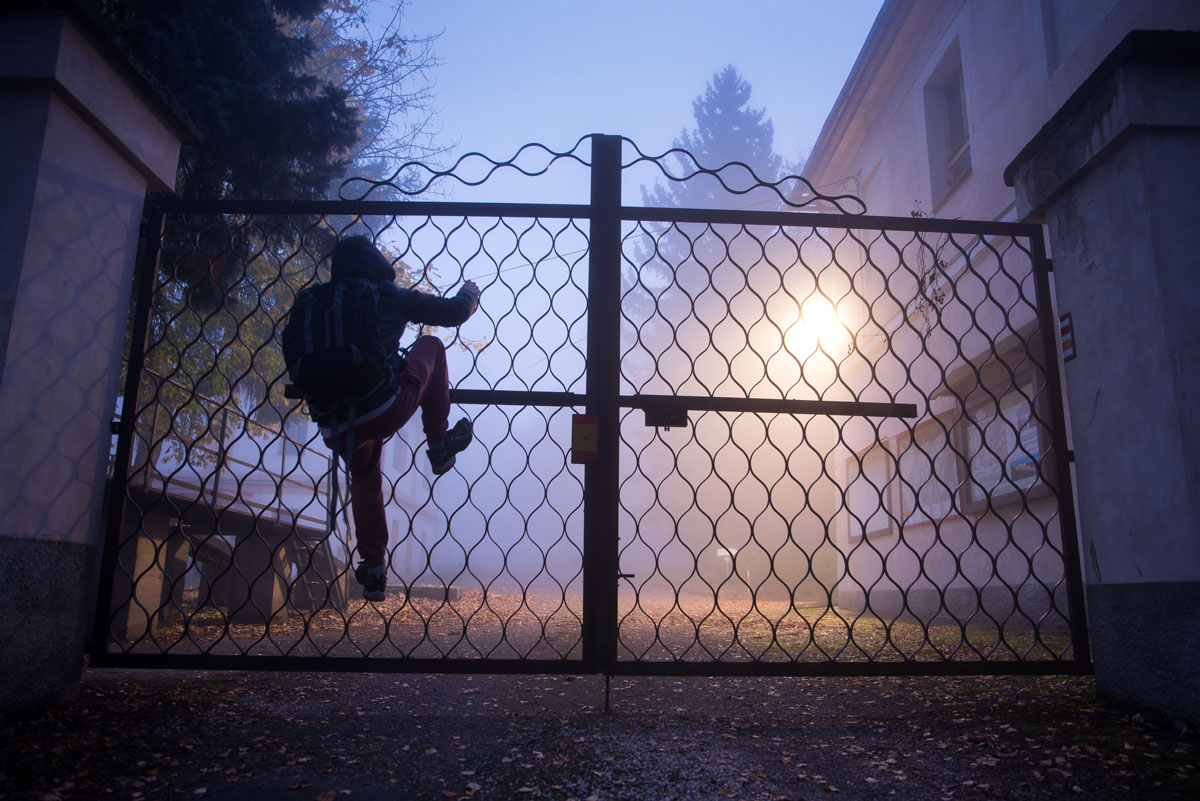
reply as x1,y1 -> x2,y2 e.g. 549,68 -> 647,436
803,0 -> 1200,220
791,0 -> 1200,625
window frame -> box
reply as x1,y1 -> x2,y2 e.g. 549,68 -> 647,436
942,65 -> 971,186
923,41 -> 972,205
844,439 -> 902,543
954,369 -> 1055,515
894,410 -> 966,526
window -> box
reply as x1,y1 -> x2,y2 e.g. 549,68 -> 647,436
1041,0 -> 1120,72
845,443 -> 899,541
940,68 -> 970,187
924,43 -> 971,204
897,415 -> 962,524
838,373 -> 1051,538
959,375 -> 1048,511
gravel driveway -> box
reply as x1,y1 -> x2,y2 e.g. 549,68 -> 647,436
1,668 -> 1195,800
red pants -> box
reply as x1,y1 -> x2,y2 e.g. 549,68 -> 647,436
333,335 -> 450,568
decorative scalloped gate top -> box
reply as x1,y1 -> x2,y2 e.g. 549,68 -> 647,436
93,135 -> 1089,676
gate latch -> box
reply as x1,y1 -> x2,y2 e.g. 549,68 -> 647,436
641,398 -> 689,430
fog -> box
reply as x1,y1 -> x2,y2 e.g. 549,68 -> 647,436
115,161 -> 1067,653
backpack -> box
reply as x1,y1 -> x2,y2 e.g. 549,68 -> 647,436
281,278 -> 388,406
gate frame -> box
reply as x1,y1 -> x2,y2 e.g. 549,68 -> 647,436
90,134 -> 1092,676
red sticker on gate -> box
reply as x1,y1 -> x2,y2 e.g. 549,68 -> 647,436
571,414 -> 598,463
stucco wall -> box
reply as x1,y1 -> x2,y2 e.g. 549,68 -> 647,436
1045,130 -> 1200,586
1007,31 -> 1200,726
0,93 -> 145,547
803,0 -> 1200,220
0,8 -> 182,716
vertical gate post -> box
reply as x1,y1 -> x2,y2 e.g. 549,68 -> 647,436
1030,233 -> 1091,663
92,206 -> 164,650
583,134 -> 622,670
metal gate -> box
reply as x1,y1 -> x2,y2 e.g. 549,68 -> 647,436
91,135 -> 1090,675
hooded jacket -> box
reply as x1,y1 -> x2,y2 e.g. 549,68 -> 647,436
311,236 -> 478,434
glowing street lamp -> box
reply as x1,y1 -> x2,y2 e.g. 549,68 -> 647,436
785,295 -> 849,359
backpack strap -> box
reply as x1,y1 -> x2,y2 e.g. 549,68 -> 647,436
327,402 -> 356,537
330,281 -> 347,349
302,298 -> 314,355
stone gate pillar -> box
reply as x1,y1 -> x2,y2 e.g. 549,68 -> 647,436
1006,30 -> 1200,727
0,3 -> 185,716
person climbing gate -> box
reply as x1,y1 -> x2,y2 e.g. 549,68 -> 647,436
282,235 -> 481,601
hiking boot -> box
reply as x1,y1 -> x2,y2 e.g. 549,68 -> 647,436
427,417 -> 473,475
354,562 -> 387,602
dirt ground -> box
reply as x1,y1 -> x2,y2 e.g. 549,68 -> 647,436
0,668 -> 1195,801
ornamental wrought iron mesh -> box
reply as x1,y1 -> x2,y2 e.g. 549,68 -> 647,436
93,135 -> 1089,674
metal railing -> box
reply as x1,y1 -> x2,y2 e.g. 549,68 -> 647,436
116,366 -> 332,529
91,135 -> 1089,675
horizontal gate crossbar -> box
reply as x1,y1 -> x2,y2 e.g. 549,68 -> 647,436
89,652 -> 592,675
625,394 -> 919,418
89,652 -> 1091,678
619,206 -> 1044,238
450,388 -> 586,407
607,659 -> 1094,678
447,392 -> 917,417
150,198 -> 1040,238
154,198 -> 593,220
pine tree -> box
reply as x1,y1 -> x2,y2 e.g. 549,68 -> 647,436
642,65 -> 784,211
90,1 -> 438,452
625,67 -> 792,395
90,0 -> 362,200
628,67 -> 789,319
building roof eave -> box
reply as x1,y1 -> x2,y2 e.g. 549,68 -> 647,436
802,0 -> 907,184
801,0 -> 942,196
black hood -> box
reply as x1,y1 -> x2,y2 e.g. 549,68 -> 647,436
330,235 -> 396,282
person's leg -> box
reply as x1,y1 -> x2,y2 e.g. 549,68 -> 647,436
402,334 -> 451,445
340,341 -> 450,567
402,335 -> 473,474
347,435 -> 388,568
336,399 -> 419,600
343,389 -> 423,567
341,336 -> 465,570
